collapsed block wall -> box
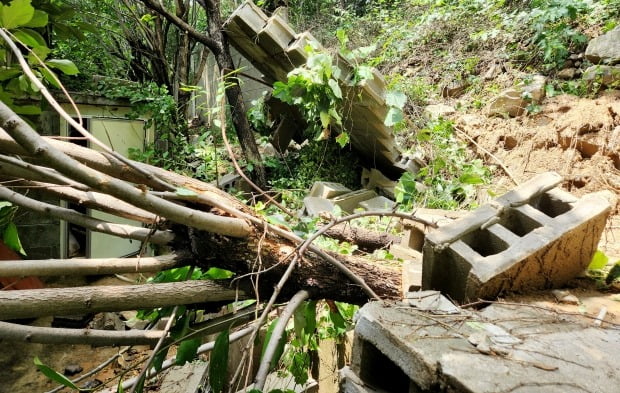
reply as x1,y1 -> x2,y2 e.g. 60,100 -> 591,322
422,172 -> 611,303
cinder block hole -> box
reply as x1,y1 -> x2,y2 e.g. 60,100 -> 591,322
358,339 -> 411,392
461,228 -> 509,257
498,208 -> 543,237
529,192 -> 573,218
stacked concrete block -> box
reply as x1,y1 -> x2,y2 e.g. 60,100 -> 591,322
308,181 -> 351,199
423,172 -> 611,303
358,196 -> 395,211
224,1 -> 403,171
331,190 -> 378,214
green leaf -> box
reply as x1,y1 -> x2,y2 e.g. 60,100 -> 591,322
209,328 -> 230,393
588,250 -> 608,270
0,0 -> 34,29
459,174 -> 484,185
319,111 -> 331,128
152,346 -> 169,372
201,267 -> 234,280
0,68 -> 21,81
13,28 -> 46,48
385,91 -> 407,109
261,318 -> 286,371
39,67 -> 59,88
384,107 -> 404,127
175,187 -> 197,197
45,59 -> 79,75
33,357 -> 79,390
175,338 -> 201,365
605,262 -> 620,285
3,222 -> 25,255
23,9 -> 47,27
328,79 -> 342,99
335,132 -> 349,148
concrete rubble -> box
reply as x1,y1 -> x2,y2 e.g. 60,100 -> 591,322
342,300 -> 620,393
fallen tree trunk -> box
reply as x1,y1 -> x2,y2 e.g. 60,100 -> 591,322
324,224 -> 401,252
0,281 -> 242,320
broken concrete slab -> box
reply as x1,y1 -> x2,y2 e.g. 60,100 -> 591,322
159,361 -> 207,393
348,301 -> 620,393
423,172 -> 611,303
303,196 -> 336,217
309,181 -> 352,199
358,196 -> 395,211
331,190 -> 378,214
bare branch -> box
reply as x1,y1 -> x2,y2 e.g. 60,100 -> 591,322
0,253 -> 187,277
137,0 -> 221,54
254,290 -> 310,391
0,281 -> 243,320
19,181 -> 159,223
0,106 -> 252,238
0,154 -> 88,190
0,320 -> 165,346
0,185 -> 174,244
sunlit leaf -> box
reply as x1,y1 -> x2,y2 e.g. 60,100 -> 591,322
385,90 -> 407,109
23,9 -> 47,27
13,28 -> 46,48
209,329 -> 230,393
588,250 -> 608,270
201,267 -> 234,280
45,59 -> 79,75
3,222 -> 25,255
335,132 -> 349,148
328,79 -> 342,99
384,107 -> 404,127
0,0 -> 35,29
0,69 -> 21,81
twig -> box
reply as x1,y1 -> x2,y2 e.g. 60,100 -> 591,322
45,347 -> 130,393
0,28 -> 175,193
454,125 -> 520,186
254,290 -> 310,391
218,72 -> 296,218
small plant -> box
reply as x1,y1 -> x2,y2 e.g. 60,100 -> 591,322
395,119 -> 492,210
587,250 -> 620,288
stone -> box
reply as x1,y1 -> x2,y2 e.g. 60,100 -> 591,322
330,190 -> 377,214
303,197 -> 335,217
552,289 -> 580,305
557,67 -> 577,80
423,104 -> 456,120
487,75 -> 546,117
389,244 -> 422,263
64,364 -> 83,376
582,65 -> 620,87
422,172 -> 611,303
585,26 -> 620,65
358,196 -> 395,211
159,361 -> 207,393
441,81 -> 469,98
309,182 -> 351,199
348,301 -> 620,392
402,258 -> 423,293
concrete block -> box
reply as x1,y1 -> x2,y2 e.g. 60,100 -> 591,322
304,197 -> 335,217
159,361 -> 207,393
350,301 -> 620,393
359,196 -> 395,211
401,258 -> 423,293
361,168 -> 396,199
423,172 -> 611,303
330,190 -> 377,214
309,182 -> 351,199
216,173 -> 251,193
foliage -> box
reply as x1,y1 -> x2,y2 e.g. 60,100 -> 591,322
587,250 -> 620,287
395,119 -> 492,210
209,329 -> 230,393
0,0 -> 80,115
33,357 -> 80,391
0,201 -> 25,255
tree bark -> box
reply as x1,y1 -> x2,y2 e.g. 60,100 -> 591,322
0,321 -> 164,346
0,281 -> 243,320
187,228 -> 402,304
0,253 -> 188,277
324,224 -> 401,252
202,1 -> 267,189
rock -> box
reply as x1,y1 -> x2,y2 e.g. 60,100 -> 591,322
552,289 -> 580,305
487,75 -> 546,117
64,364 -> 83,376
423,104 -> 455,120
582,65 -> 620,87
441,81 -> 470,98
557,67 -> 577,80
585,27 -> 620,65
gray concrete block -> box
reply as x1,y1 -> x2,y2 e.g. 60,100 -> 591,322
159,361 -> 208,393
359,196 -> 395,212
330,190 -> 377,214
401,258 -> 423,293
351,301 -> 620,393
309,182 -> 351,199
423,172 -> 611,303
303,197 -> 335,217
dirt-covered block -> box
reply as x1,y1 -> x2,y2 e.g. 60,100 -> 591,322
423,172 -> 611,303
